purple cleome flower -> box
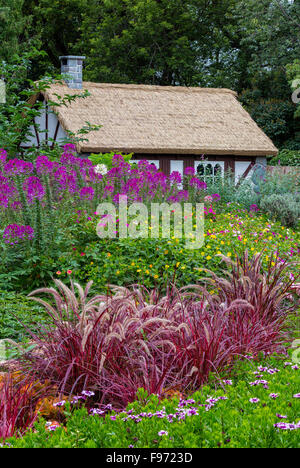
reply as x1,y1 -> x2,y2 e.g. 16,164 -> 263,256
23,176 -> 45,203
189,177 -> 207,190
184,167 -> 195,176
36,155 -> 54,175
4,159 -> 34,175
3,224 -> 34,245
170,171 -> 182,184
79,187 -> 95,201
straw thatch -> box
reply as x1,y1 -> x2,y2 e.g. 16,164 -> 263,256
43,82 -> 278,156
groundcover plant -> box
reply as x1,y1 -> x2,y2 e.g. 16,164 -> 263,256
1,355 -> 299,448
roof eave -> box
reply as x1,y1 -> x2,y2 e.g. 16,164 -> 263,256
79,145 -> 278,157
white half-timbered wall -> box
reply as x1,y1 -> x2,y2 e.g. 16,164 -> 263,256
21,100 -> 67,149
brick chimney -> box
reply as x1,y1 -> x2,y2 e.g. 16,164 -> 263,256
59,55 -> 86,89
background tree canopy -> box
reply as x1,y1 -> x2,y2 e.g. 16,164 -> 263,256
0,0 -> 299,150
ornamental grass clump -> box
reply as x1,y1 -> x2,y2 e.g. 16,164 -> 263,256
0,372 -> 53,441
16,255 -> 298,407
200,250 -> 298,325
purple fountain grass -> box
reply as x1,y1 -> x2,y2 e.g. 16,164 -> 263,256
12,259 -> 297,408
0,373 -> 53,441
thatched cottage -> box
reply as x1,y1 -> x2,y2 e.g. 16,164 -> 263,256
22,56 -> 278,183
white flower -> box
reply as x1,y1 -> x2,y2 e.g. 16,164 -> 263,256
95,164 -> 108,175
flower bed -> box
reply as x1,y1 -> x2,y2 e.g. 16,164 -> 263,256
57,205 -> 299,292
3,355 -> 299,448
0,147 -> 299,293
0,147 -> 299,448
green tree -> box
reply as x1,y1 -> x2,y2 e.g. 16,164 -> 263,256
234,0 -> 300,148
0,0 -> 29,61
76,0 -> 237,86
22,0 -> 88,69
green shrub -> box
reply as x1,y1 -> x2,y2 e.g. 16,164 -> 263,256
89,151 -> 133,169
5,355 -> 300,448
260,194 -> 300,228
205,170 -> 236,203
269,149 -> 300,167
0,291 -> 49,342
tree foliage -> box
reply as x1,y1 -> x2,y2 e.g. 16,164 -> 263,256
0,0 -> 299,149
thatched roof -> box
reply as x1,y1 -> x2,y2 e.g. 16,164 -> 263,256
43,82 -> 278,156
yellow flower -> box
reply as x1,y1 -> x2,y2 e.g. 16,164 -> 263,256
165,265 -> 170,269
227,252 -> 232,257
206,255 -> 212,260
116,270 -> 120,275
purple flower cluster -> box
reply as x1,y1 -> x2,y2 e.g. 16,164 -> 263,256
249,379 -> 269,388
0,147 -> 218,239
36,155 -> 54,175
80,187 -> 95,201
119,395 -> 228,424
4,159 -> 34,175
3,224 -> 34,245
23,176 -> 46,203
189,177 -> 207,190
274,421 -> 300,431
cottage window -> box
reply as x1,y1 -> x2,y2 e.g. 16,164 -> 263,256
194,161 -> 224,183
